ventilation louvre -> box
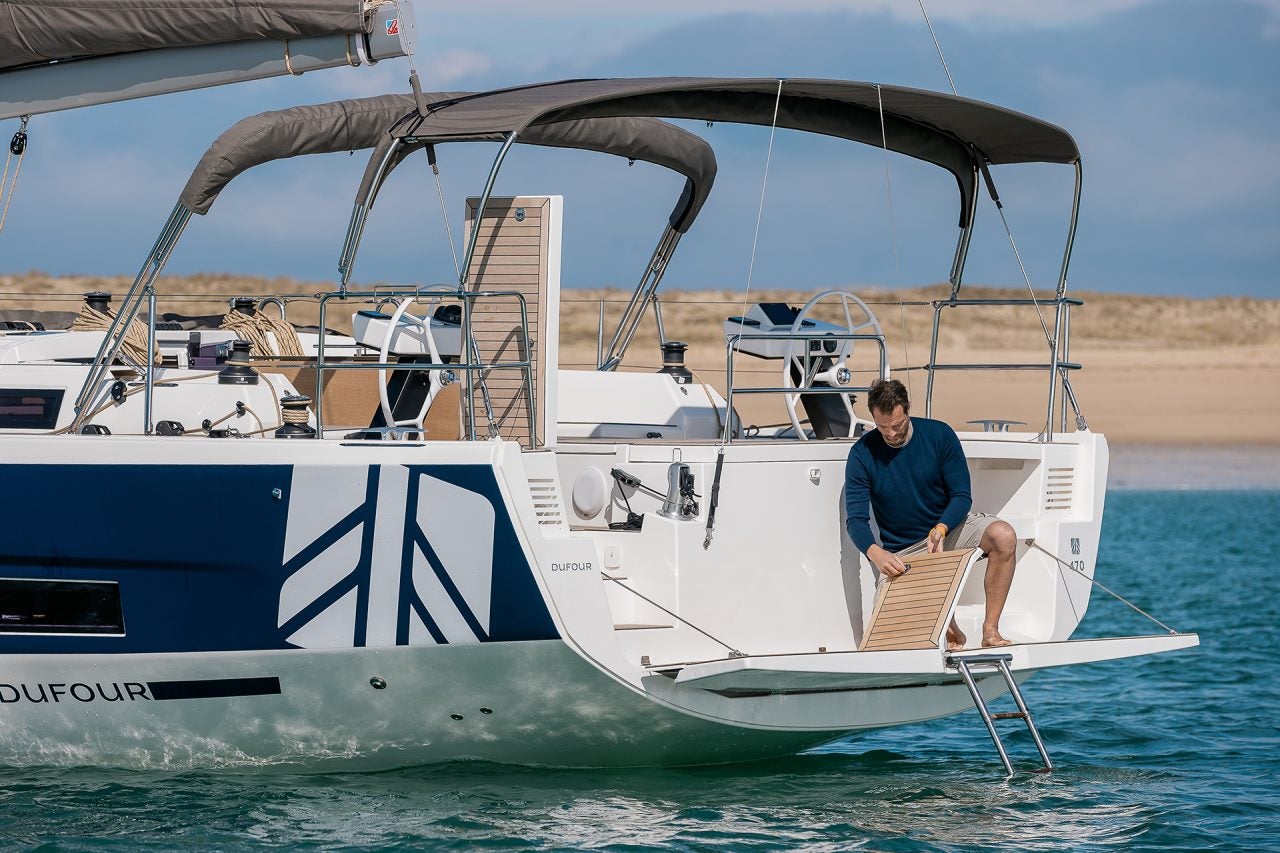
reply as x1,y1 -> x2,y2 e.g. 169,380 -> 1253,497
1045,467 -> 1075,512
529,477 -> 566,529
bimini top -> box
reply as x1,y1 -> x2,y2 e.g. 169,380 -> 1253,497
379,77 -> 1081,227
179,93 -> 718,233
0,0 -> 369,73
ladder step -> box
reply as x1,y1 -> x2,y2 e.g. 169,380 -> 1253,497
991,711 -> 1028,720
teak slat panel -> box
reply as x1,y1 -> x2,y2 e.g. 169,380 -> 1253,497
858,548 -> 977,652
464,196 -> 550,448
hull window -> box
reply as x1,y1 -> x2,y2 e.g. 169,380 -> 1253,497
0,388 -> 64,429
0,579 -> 124,634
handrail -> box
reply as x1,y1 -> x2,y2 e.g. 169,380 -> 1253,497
722,331 -> 889,443
314,287 -> 535,444
922,293 -> 1085,440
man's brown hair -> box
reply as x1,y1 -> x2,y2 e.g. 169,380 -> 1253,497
867,378 -> 910,416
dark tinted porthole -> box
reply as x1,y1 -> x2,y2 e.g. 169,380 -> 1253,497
0,579 -> 124,634
0,389 -> 64,430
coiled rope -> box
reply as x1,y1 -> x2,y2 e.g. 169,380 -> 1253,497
219,308 -> 305,358
70,302 -> 161,368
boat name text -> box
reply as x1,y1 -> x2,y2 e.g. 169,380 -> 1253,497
551,561 -> 594,572
0,682 -> 151,704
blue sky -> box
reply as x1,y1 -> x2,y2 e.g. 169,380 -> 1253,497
1,0 -> 1277,297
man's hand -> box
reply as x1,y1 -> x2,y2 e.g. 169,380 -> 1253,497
927,523 -> 948,554
868,544 -> 908,579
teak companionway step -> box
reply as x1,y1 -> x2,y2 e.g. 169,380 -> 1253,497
859,548 -> 978,651
948,652 -> 1053,776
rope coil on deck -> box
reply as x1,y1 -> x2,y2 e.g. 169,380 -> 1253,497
70,302 -> 161,367
219,308 -> 304,358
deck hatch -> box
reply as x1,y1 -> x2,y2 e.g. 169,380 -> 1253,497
0,578 -> 124,634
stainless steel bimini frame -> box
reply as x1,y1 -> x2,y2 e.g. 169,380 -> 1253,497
920,162 -> 1088,441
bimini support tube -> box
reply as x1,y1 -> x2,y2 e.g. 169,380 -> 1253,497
926,160 -> 979,419
599,224 -> 682,371
1043,160 -> 1085,441
71,202 -> 192,434
337,138 -> 405,294
459,132 -> 519,286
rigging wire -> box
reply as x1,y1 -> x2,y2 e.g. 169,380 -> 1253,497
425,145 -> 462,279
917,0 -> 958,96
875,85 -> 912,395
737,79 -> 785,329
916,1 -> 1057,360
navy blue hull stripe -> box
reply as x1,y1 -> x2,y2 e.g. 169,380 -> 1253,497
147,677 -> 281,701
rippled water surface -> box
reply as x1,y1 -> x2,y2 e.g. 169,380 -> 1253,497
2,490 -> 1277,851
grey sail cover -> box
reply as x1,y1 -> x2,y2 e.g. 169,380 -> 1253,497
0,0 -> 369,73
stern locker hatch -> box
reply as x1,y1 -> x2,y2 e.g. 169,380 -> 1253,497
464,197 -> 553,448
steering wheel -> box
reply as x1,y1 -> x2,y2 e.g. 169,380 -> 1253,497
378,290 -> 449,438
781,289 -> 886,440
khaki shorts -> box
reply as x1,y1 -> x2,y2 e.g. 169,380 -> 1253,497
896,512 -> 999,558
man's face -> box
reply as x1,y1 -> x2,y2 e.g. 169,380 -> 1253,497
871,404 -> 911,448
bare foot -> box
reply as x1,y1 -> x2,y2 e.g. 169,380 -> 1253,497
981,628 -> 1013,648
946,623 -> 967,652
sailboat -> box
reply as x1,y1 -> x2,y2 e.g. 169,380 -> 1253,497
0,10 -> 1196,772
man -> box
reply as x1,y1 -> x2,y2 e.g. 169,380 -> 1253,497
844,378 -> 1016,649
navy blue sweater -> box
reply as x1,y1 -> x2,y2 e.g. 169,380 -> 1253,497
844,417 -> 972,554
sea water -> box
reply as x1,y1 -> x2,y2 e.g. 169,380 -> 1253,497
2,489 -> 1277,851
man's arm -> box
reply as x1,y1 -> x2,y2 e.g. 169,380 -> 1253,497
843,449 -> 876,553
937,426 -> 973,533
844,448 -> 909,578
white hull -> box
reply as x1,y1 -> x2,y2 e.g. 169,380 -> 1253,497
0,429 -> 1198,769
